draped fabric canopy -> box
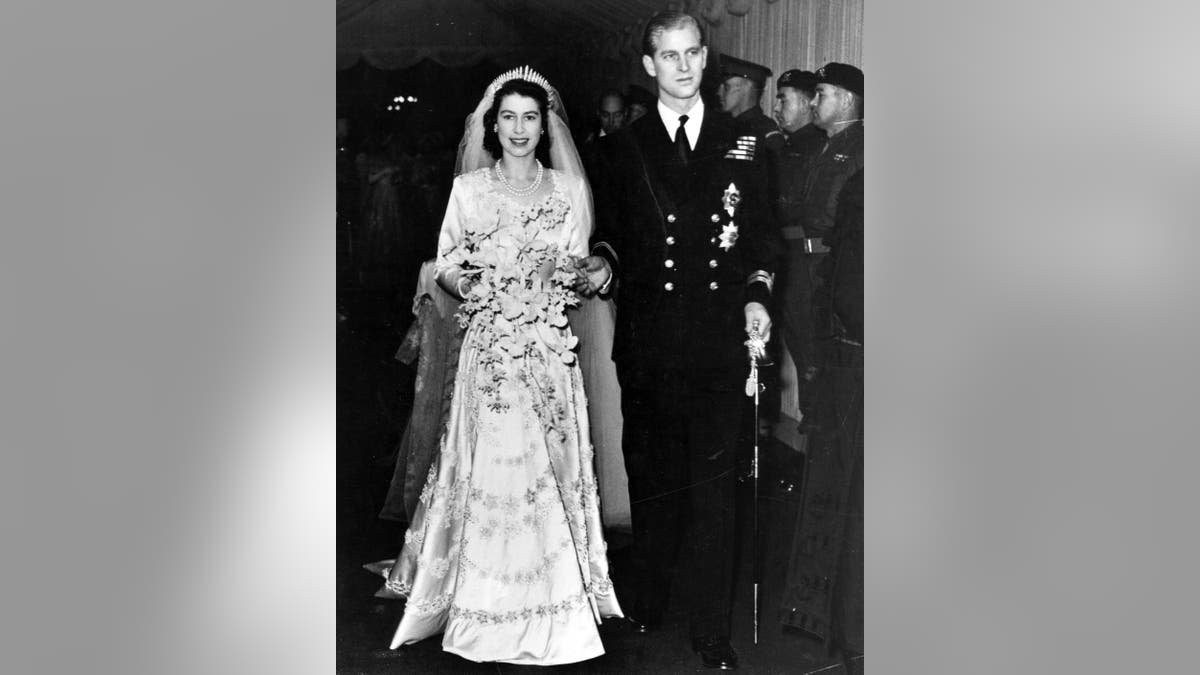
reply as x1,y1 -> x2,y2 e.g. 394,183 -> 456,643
335,0 -> 666,71
336,0 -> 532,71
335,0 -> 832,72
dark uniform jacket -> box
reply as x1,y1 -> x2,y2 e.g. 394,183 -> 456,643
799,121 -> 863,240
772,124 -> 827,235
826,169 -> 863,343
591,106 -> 779,383
732,106 -> 784,234
732,106 -> 784,158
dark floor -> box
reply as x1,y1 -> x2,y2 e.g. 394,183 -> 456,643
337,292 -> 852,674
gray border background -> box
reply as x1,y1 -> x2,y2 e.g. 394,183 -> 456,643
2,1 -> 1199,672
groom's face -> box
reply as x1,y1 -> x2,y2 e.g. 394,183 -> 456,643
643,24 -> 707,105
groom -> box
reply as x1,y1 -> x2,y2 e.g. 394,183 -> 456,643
576,11 -> 778,671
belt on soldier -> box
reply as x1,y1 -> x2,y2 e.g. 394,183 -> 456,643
780,227 -> 828,254
803,237 -> 828,254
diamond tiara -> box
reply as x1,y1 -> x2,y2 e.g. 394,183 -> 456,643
485,65 -> 556,108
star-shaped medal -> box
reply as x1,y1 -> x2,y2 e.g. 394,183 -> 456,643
718,222 -> 739,251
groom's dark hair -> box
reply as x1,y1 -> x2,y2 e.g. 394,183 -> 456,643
482,78 -> 553,164
642,11 -> 706,57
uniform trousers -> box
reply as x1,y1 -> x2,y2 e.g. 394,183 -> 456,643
780,339 -> 863,653
618,367 -> 744,643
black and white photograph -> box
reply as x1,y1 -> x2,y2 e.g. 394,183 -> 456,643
336,1 -> 863,671
9,1 -> 1200,674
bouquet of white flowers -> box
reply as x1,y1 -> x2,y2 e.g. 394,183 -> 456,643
443,200 -> 582,374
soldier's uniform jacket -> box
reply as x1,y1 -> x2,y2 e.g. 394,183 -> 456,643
772,124 -> 827,234
591,106 -> 779,382
799,121 -> 863,240
731,106 -> 784,160
829,169 -> 863,343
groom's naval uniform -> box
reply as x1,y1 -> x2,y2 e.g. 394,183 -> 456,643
590,98 -> 779,647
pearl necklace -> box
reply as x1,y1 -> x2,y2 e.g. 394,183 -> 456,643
494,159 -> 544,197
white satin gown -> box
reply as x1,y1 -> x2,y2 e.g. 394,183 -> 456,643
366,167 -> 623,665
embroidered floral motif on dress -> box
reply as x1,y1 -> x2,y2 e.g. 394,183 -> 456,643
385,578 -> 413,596
404,527 -> 425,548
427,556 -> 451,579
405,592 -> 453,616
417,464 -> 439,505
491,453 -> 529,466
449,588 -> 592,625
587,576 -> 614,596
460,541 -> 571,584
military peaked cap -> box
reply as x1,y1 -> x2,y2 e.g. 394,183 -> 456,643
719,54 -> 772,89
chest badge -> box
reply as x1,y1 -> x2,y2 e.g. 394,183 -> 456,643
718,222 -> 739,251
717,183 -> 742,251
722,183 -> 741,217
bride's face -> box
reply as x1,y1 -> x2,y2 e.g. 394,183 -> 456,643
495,94 -> 543,159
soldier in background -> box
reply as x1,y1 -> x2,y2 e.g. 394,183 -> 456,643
781,169 -> 863,675
771,69 -> 827,393
771,69 -> 825,210
785,63 -> 864,417
780,67 -> 864,670
716,54 -> 783,160
800,63 -> 863,366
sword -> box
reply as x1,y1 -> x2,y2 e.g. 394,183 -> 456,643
745,320 -> 767,645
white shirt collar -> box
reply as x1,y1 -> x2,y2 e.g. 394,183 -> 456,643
657,98 -> 704,150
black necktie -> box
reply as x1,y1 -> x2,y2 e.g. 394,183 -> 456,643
674,114 -> 690,166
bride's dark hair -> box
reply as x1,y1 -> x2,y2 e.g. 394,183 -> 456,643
482,79 -> 553,165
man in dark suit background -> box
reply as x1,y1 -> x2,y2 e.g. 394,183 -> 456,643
575,11 -> 779,671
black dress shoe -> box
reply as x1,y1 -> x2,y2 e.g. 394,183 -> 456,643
694,639 -> 738,670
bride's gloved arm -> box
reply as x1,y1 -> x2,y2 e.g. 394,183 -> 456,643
565,172 -> 593,260
564,171 -> 611,296
434,176 -> 472,300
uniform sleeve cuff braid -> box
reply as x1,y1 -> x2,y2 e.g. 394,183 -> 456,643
591,241 -> 618,267
747,270 -> 773,293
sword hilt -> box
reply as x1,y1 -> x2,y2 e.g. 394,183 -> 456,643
745,320 -> 766,397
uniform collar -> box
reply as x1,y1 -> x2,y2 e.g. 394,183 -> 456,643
657,97 -> 704,150
735,106 -> 764,121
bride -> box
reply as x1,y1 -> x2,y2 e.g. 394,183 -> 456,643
365,67 -> 623,665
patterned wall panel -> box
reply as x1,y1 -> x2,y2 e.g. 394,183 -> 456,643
707,0 -> 863,115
